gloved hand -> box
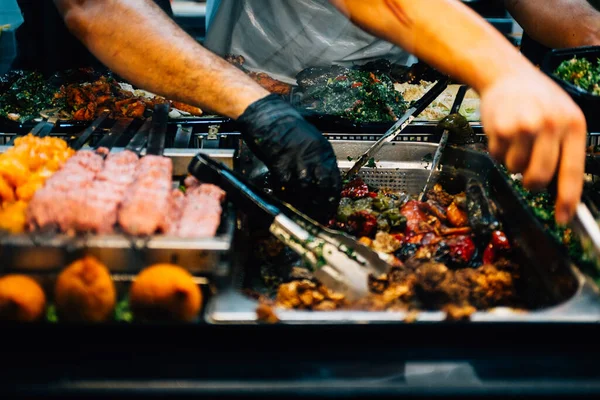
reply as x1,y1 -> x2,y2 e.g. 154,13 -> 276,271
237,94 -> 341,224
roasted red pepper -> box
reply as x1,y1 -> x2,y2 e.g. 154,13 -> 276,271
483,230 -> 510,264
341,178 -> 369,199
369,72 -> 381,84
391,233 -> 405,246
351,82 -> 364,88
400,200 -> 431,235
445,235 -> 476,265
335,75 -> 348,81
347,211 -> 378,238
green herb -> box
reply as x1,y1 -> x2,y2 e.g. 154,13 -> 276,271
46,304 -> 58,323
421,153 -> 433,163
179,185 -> 186,193
347,156 -> 354,162
554,57 -> 600,95
342,246 -> 362,264
366,157 -> 377,168
114,298 -> 133,322
313,241 -> 327,269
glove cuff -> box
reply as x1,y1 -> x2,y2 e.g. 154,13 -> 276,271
237,94 -> 302,131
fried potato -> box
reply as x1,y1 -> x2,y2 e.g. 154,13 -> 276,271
55,256 -> 116,322
0,275 -> 46,322
130,264 -> 202,322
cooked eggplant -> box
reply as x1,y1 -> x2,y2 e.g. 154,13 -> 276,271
437,113 -> 476,144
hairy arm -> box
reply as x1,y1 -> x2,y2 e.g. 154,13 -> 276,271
505,0 -> 600,49
329,0 -> 535,93
54,0 -> 269,118
329,0 -> 587,224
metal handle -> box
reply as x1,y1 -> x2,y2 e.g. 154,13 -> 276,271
71,111 -> 110,150
146,103 -> 170,156
188,153 -> 280,223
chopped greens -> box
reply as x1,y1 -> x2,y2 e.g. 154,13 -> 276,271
554,57 -> 600,95
511,179 -> 600,285
300,70 -> 408,123
366,157 -> 377,168
0,72 -> 61,122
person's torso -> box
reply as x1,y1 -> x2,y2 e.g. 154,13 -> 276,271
204,0 -> 414,83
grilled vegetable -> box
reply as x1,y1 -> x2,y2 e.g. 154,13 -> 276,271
437,113 -> 476,144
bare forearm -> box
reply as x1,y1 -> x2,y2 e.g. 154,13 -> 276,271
330,0 -> 535,93
54,0 -> 268,118
505,0 -> 600,49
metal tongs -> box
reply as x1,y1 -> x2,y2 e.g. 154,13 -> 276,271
418,85 -> 469,201
188,154 -> 391,300
343,77 -> 450,180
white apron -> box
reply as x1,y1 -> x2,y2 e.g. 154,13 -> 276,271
204,0 -> 416,83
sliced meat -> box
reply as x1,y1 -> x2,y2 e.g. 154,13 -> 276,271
175,184 -> 225,238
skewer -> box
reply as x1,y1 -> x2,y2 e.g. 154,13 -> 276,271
119,103 -> 170,250
94,118 -> 134,156
146,102 -> 170,156
124,117 -> 152,156
69,110 -> 110,150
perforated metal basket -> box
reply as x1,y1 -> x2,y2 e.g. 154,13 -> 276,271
335,141 -> 438,193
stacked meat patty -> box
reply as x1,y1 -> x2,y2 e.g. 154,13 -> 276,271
118,155 -> 173,236
27,150 -> 225,237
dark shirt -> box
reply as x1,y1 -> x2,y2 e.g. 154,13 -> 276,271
12,0 -> 173,75
520,32 -> 550,67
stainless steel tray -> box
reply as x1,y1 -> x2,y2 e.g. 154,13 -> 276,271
0,147 -> 236,275
206,141 -> 600,323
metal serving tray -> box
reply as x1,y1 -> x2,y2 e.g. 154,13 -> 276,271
206,141 -> 600,323
0,147 -> 236,276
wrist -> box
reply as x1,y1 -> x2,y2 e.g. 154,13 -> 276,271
229,89 -> 271,119
237,93 -> 301,128
472,52 -> 538,95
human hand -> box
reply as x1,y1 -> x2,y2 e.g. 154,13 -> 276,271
480,69 -> 587,224
237,94 -> 342,224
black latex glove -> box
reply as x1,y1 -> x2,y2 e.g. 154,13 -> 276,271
237,94 -> 341,224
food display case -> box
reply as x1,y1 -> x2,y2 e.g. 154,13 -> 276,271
3,1 -> 600,399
